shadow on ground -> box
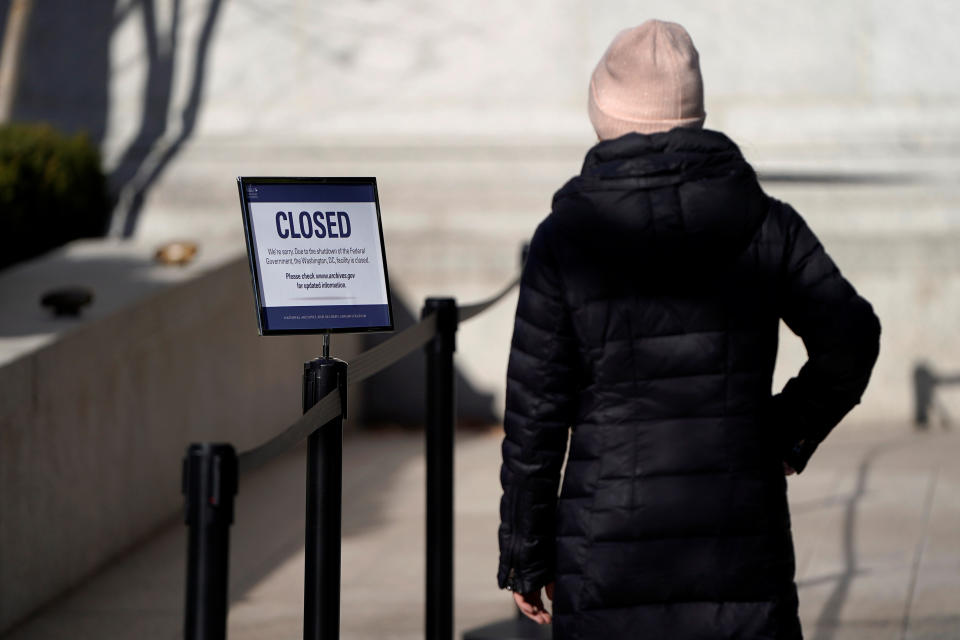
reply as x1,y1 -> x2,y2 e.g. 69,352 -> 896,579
2,428 -> 441,639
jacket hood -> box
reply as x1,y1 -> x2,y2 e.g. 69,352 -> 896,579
550,128 -> 768,280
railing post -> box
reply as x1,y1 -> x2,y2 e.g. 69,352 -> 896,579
422,297 -> 458,640
303,355 -> 348,640
913,362 -> 934,429
183,443 -> 238,640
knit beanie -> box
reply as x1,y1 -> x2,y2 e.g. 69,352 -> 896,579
588,20 -> 706,139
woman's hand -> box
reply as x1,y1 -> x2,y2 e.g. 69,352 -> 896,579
784,440 -> 804,476
513,581 -> 554,625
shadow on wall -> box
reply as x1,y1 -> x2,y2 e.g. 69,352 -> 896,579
7,0 -> 223,237
7,0 -> 113,144
361,287 -> 499,428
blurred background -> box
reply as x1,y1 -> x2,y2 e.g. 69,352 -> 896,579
1,1 -> 958,638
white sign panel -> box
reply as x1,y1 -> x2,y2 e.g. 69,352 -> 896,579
239,178 -> 393,334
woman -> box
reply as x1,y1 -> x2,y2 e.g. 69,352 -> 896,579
497,19 -> 881,640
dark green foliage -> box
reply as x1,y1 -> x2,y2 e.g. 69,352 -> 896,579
0,123 -> 111,270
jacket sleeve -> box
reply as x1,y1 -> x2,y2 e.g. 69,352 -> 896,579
497,221 -> 578,593
768,203 -> 881,473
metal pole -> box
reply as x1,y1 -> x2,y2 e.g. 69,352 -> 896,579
303,354 -> 348,640
422,297 -> 457,640
913,362 -> 934,429
183,443 -> 238,640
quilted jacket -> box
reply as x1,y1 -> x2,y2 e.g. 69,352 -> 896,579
497,128 -> 881,639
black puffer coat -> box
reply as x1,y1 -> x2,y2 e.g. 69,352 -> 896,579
497,128 -> 881,640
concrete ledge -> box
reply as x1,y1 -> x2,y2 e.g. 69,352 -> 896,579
0,238 -> 362,633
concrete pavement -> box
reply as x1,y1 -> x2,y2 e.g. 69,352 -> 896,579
4,421 -> 959,639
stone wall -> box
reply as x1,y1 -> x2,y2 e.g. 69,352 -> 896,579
0,240 -> 362,632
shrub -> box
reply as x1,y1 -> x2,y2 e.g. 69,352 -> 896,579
0,123 -> 111,270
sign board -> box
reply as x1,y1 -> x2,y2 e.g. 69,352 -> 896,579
237,177 -> 394,335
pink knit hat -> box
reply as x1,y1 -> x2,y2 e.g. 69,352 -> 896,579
589,20 -> 706,139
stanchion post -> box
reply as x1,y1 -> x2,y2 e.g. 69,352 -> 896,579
183,443 -> 238,640
303,349 -> 348,640
913,362 -> 934,429
422,297 -> 458,640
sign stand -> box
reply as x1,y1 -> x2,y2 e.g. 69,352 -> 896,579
234,177 -> 393,639
303,333 -> 348,640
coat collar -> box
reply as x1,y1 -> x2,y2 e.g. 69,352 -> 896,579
548,127 -> 768,279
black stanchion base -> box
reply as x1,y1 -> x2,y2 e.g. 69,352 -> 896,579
462,615 -> 552,640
